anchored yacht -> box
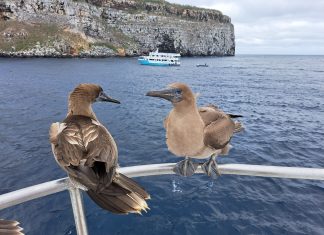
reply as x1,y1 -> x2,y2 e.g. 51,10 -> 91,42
138,49 -> 181,66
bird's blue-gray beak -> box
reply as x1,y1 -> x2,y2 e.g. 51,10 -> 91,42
146,88 -> 183,103
96,92 -> 120,104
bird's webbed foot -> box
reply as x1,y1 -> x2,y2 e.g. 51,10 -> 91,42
173,157 -> 198,177
201,154 -> 221,179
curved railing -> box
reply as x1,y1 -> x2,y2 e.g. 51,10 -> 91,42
1,163 -> 324,235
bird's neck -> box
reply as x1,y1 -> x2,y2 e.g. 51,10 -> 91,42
168,99 -> 206,157
173,100 -> 200,116
67,100 -> 97,120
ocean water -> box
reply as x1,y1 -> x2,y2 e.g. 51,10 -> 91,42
0,55 -> 323,235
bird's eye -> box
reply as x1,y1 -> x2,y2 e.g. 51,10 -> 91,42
175,90 -> 182,95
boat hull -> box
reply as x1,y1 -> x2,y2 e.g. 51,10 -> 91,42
138,59 -> 179,66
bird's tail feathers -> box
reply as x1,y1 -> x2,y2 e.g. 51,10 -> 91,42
234,121 -> 244,133
228,114 -> 243,118
87,173 -> 150,215
0,219 -> 24,235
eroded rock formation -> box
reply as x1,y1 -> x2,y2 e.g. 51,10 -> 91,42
0,0 -> 235,57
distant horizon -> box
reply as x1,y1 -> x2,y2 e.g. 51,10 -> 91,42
235,53 -> 324,56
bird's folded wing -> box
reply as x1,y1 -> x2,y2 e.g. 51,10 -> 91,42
203,118 -> 235,149
199,106 -> 226,126
49,116 -> 117,169
199,106 -> 235,149
0,219 -> 24,235
50,121 -> 84,166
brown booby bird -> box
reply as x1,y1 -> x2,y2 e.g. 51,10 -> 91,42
0,219 -> 24,235
146,82 -> 243,177
49,84 -> 150,214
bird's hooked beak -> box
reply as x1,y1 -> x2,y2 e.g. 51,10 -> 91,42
96,91 -> 121,104
146,88 -> 183,103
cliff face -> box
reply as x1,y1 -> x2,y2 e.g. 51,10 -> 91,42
0,0 -> 235,57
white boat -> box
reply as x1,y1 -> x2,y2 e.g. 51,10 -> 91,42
138,49 -> 181,66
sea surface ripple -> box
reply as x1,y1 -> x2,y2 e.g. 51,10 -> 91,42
0,55 -> 323,235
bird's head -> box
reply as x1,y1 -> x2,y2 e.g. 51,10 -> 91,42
146,82 -> 195,105
69,84 -> 120,105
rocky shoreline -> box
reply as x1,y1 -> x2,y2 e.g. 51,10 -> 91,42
0,0 -> 235,57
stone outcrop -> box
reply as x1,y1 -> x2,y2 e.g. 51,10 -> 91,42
0,0 -> 235,57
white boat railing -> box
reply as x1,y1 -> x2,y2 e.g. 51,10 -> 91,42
1,163 -> 324,235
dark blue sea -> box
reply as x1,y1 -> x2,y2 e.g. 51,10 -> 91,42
0,55 -> 324,235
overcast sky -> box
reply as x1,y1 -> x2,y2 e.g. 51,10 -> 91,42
168,0 -> 324,55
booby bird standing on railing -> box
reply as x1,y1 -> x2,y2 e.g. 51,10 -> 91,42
49,84 -> 150,214
146,82 -> 243,178
0,219 -> 24,235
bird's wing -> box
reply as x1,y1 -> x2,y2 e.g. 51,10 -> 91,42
0,219 -> 24,235
199,105 -> 224,126
49,116 -> 118,187
50,121 -> 84,167
199,106 -> 235,149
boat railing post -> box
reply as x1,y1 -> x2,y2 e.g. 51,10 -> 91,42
68,184 -> 89,235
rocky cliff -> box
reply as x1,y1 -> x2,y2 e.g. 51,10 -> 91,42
0,0 -> 235,57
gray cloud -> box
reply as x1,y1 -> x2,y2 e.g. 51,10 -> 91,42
168,0 -> 324,54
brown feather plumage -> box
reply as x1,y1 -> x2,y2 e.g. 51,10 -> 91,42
199,106 -> 235,150
50,84 -> 150,214
0,219 -> 24,235
162,83 -> 242,158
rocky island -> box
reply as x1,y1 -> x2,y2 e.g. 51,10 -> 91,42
0,0 -> 235,57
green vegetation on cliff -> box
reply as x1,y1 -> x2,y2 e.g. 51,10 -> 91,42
0,21 -> 90,53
